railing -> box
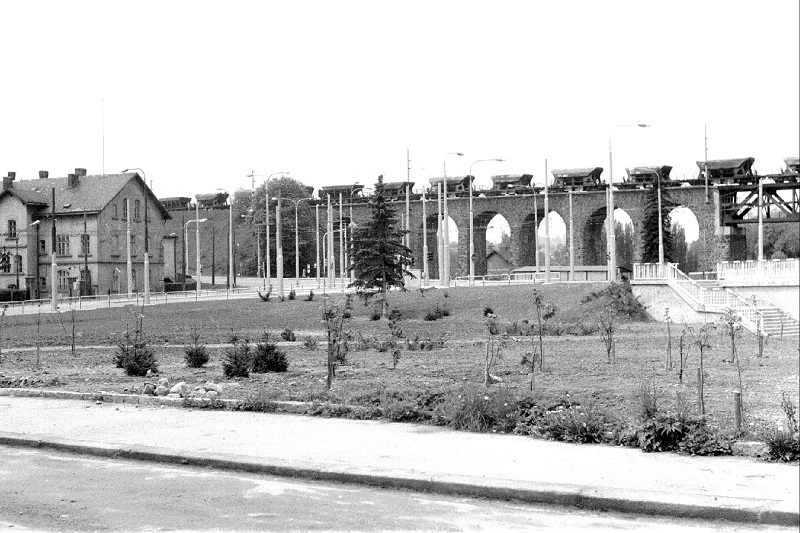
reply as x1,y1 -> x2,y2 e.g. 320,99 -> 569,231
633,262 -> 765,334
717,258 -> 799,281
451,271 -> 561,287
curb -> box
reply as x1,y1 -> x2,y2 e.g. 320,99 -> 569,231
0,431 -> 795,527
1,388 -> 797,527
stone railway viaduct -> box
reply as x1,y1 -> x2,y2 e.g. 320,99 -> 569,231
318,185 -> 742,278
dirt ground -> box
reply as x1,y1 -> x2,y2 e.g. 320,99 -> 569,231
1,284 -> 798,436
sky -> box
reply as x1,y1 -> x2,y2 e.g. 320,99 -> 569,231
1,0 -> 798,211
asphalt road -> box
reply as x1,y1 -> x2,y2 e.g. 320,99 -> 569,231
0,446 -> 791,533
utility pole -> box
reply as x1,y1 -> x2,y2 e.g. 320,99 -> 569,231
126,198 -> 132,296
569,189 -> 575,281
181,212 -> 186,291
406,149 -> 411,248
50,188 -> 57,310
83,210 -> 89,296
195,200 -> 201,293
704,124 -> 710,204
533,192 -> 539,274
544,159 -> 550,283
211,226 -> 216,286
422,186 -> 428,286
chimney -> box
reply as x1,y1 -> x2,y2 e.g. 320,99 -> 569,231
39,170 -> 49,179
2,177 -> 13,191
75,168 -> 87,178
68,173 -> 79,188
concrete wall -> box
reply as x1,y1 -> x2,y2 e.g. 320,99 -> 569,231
726,285 -> 800,321
632,282 -> 714,324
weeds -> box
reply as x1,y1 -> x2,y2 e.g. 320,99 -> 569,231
436,385 -> 520,432
303,337 -> 318,351
766,392 -> 800,462
280,328 -> 296,342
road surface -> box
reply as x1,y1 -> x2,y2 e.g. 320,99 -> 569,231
0,446 -> 790,532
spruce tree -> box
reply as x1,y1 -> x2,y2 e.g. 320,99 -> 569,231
349,175 -> 414,315
640,181 -> 676,264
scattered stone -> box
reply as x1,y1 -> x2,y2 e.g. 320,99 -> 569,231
143,383 -> 156,395
204,381 -> 219,392
731,441 -> 768,457
158,377 -> 169,387
193,388 -> 207,396
169,381 -> 186,395
155,385 -> 169,396
205,390 -> 219,400
166,393 -> 181,398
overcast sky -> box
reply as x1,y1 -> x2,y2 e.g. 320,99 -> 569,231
1,0 -> 797,200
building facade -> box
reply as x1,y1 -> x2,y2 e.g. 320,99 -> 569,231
0,169 -> 171,298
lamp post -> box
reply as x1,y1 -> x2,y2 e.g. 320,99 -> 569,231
608,124 -> 649,282
184,218 -> 207,291
217,188 -> 234,289
442,152 -> 464,287
315,203 -> 320,287
468,158 -> 504,286
264,171 -> 289,288
282,197 -> 309,282
122,168 -> 149,303
422,185 -> 429,286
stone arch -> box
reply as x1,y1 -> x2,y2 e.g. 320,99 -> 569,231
446,215 -> 459,279
471,210 -> 507,276
582,206 -> 608,266
538,211 -> 567,265
669,205 -> 700,272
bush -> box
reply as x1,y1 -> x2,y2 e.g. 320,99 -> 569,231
424,309 -> 439,321
223,340 -> 251,378
252,333 -> 289,373
532,402 -> 616,444
288,288 -> 296,300
280,328 -> 296,342
483,306 -> 494,317
116,325 -> 158,377
184,330 -> 209,368
424,304 -> 449,321
303,337 -> 318,351
305,289 -> 315,302
766,430 -> 800,462
436,385 -> 520,432
581,281 -> 649,320
370,308 -> 382,321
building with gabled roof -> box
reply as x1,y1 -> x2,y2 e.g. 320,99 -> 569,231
0,168 -> 172,298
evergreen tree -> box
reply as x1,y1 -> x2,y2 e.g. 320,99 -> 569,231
640,182 -> 676,263
349,175 -> 414,315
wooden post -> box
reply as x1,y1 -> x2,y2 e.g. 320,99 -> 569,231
734,391 -> 742,436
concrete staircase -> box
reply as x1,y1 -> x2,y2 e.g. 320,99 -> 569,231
759,307 -> 800,339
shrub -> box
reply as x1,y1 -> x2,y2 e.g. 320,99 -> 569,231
370,308 -> 382,321
303,337 -> 318,351
436,385 -> 520,432
184,329 -> 210,368
483,306 -> 494,317
252,333 -> 289,373
288,288 -> 296,300
424,309 -> 439,321
280,328 -> 296,342
766,392 -> 800,462
532,402 -> 615,444
581,281 -> 648,320
305,289 -> 315,302
257,286 -> 272,302
223,340 -> 252,378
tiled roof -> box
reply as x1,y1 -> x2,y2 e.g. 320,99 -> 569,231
5,172 -> 170,219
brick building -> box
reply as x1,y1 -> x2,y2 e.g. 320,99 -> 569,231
0,169 -> 171,298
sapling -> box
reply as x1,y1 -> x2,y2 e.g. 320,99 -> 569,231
677,325 -> 689,384
484,312 -> 504,386
599,307 -> 616,364
664,307 -> 673,370
322,295 -> 353,390
688,322 -> 715,416
721,308 -> 742,364
531,289 -> 556,370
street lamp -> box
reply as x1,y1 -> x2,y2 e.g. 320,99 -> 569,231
122,168 -> 150,303
608,124 -> 649,282
277,197 -> 310,283
184,218 -> 207,291
442,152 -> 464,287
216,188 -> 234,289
264,171 -> 289,287
468,158 -> 505,286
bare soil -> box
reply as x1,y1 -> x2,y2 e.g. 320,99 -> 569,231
1,284 -> 797,436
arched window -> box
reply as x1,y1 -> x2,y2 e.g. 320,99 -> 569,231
7,219 -> 17,239
134,200 -> 141,221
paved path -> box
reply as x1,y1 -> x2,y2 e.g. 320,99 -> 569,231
0,394 -> 797,526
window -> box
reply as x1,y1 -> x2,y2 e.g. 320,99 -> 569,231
0,250 -> 9,273
81,234 -> 90,256
7,220 -> 16,239
131,268 -> 137,291
130,235 -> 136,256
39,276 -> 47,289
58,269 -> 70,291
134,200 -> 141,221
111,235 -> 119,255
56,235 -> 70,256
112,204 -> 118,219
111,270 -> 120,293
122,199 -> 128,220
39,239 -> 47,254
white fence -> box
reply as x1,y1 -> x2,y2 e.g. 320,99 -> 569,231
633,262 -> 764,333
452,271 -> 561,287
717,258 -> 799,281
